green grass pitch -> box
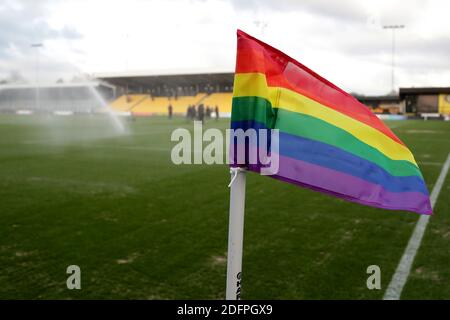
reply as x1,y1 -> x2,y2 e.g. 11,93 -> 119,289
0,114 -> 449,299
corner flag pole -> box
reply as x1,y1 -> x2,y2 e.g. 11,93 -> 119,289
226,167 -> 247,300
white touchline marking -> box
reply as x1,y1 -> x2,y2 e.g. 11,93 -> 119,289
420,161 -> 444,167
383,152 -> 450,300
388,123 -> 407,129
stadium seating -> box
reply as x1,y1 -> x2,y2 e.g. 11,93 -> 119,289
165,94 -> 207,114
109,94 -> 148,111
111,94 -> 204,115
110,92 -> 233,116
202,93 -> 233,114
439,94 -> 450,115
132,96 -> 176,115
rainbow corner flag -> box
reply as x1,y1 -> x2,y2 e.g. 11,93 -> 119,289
230,29 -> 432,215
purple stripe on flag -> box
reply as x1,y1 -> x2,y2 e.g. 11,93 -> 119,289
235,152 -> 432,215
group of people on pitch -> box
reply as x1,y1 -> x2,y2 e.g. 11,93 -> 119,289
167,104 -> 219,122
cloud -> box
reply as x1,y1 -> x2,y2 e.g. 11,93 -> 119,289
229,0 -> 450,94
1,0 -> 450,94
0,0 -> 82,80
229,0 -> 367,24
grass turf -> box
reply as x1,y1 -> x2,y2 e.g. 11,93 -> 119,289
0,114 -> 449,299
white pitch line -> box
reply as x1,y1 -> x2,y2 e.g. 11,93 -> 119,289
383,152 -> 450,300
420,161 -> 444,167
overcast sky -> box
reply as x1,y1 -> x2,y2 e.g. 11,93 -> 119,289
1,0 -> 450,94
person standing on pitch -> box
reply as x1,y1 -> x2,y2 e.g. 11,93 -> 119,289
197,103 -> 205,123
186,105 -> 191,121
168,104 -> 173,119
215,105 -> 219,121
192,105 -> 197,121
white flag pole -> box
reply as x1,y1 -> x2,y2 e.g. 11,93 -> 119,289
226,167 -> 247,300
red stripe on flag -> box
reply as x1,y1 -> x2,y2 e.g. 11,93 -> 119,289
234,29 -> 404,146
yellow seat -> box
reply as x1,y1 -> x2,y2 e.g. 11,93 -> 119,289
202,93 -> 233,114
110,92 -> 232,116
132,94 -> 207,115
110,95 -> 147,111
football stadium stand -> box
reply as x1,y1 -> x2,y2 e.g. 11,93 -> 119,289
202,93 -> 233,112
131,93 -> 207,115
109,94 -> 148,111
3,69 -> 449,119
95,70 -> 234,117
108,92 -> 233,116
